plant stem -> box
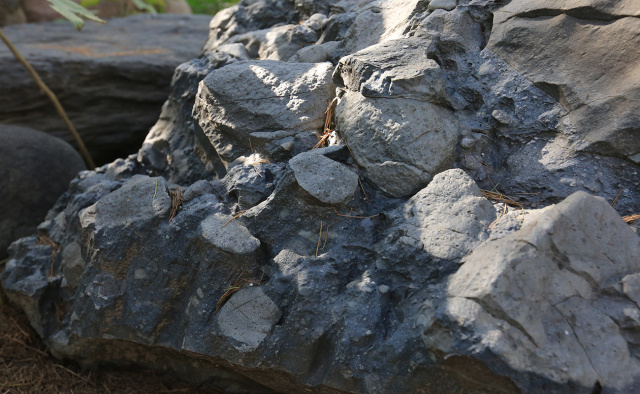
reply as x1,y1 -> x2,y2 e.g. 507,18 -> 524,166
0,28 -> 96,170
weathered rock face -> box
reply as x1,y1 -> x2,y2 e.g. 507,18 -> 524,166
3,0 -> 640,393
0,14 -> 211,165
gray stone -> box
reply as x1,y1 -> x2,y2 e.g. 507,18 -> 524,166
289,150 -> 358,204
335,37 -> 448,103
193,60 -> 335,162
340,0 -> 424,54
217,287 -> 282,351
200,213 -> 261,255
0,14 -> 211,165
0,125 -> 86,259
623,273 -> 640,307
335,90 -> 458,197
440,192 -> 640,391
289,41 -> 341,63
79,175 -> 172,232
429,0 -> 457,11
389,169 -> 495,261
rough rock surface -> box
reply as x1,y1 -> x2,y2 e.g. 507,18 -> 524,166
0,125 -> 86,259
193,60 -> 335,162
0,14 -> 211,165
3,0 -> 640,393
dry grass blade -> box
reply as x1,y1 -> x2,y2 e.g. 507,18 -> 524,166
314,97 -> 338,149
221,210 -> 248,228
168,186 -> 182,222
612,189 -> 623,207
622,214 -> 640,224
481,189 -> 522,207
251,158 -> 270,177
489,203 -> 508,229
332,208 -> 379,219
215,270 -> 264,311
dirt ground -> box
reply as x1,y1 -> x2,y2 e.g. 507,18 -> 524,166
0,287 -> 224,394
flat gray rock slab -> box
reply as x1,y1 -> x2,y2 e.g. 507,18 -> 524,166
80,175 -> 172,231
217,287 -> 282,351
289,151 -> 358,204
0,14 -> 211,164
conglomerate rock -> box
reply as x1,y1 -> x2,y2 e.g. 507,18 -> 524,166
3,0 -> 640,393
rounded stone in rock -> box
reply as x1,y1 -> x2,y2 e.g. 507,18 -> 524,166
289,150 -> 358,205
216,286 -> 282,352
0,125 -> 86,259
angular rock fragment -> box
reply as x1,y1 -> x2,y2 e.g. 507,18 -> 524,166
436,192 -> 640,391
488,0 -> 640,159
289,150 -> 358,204
193,60 -> 335,162
200,213 -> 260,255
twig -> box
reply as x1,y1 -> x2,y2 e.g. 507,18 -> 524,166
153,178 -> 158,200
611,189 -> 623,207
0,28 -> 95,169
221,210 -> 248,228
332,208 -> 379,219
489,203 -> 508,229
314,97 -> 339,149
481,189 -> 522,207
168,186 -> 182,222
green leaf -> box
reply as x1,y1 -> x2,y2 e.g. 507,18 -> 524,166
131,0 -> 158,14
48,0 -> 105,30
79,0 -> 101,8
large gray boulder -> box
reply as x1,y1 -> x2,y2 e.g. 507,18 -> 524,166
0,125 -> 86,259
0,14 -> 211,165
3,0 -> 640,393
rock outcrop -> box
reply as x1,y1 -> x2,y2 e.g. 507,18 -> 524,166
3,0 -> 640,393
0,14 -> 211,165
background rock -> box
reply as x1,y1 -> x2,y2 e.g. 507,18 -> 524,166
0,125 -> 86,259
0,14 -> 211,165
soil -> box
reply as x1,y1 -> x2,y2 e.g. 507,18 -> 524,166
0,285 -> 225,394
